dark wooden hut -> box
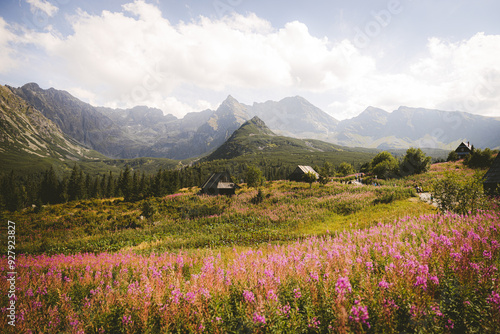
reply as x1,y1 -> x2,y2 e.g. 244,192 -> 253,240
199,172 -> 239,196
288,165 -> 319,182
455,141 -> 472,158
484,154 -> 500,195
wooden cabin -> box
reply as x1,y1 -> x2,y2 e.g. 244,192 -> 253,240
288,165 -> 319,182
455,141 -> 472,158
199,172 -> 239,196
484,154 -> 500,195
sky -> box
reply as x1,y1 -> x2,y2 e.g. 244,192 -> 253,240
0,0 -> 499,120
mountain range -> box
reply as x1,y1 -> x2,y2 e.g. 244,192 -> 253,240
2,83 -> 500,164
0,85 -> 106,172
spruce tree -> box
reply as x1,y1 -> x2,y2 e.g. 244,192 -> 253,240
120,166 -> 132,201
3,171 -> 23,211
40,167 -> 59,204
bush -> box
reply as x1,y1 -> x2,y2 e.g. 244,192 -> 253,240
337,162 -> 355,177
400,148 -> 432,176
432,171 -> 489,214
370,151 -> 399,179
251,189 -> 265,204
140,199 -> 157,220
447,150 -> 459,162
464,148 -> 495,168
302,172 -> 317,188
246,165 -> 264,188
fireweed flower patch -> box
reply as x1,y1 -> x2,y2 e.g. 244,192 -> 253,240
1,211 -> 499,333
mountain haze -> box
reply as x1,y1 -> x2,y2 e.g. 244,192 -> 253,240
250,96 -> 339,139
335,106 -> 500,149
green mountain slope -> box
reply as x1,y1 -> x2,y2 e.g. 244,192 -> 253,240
0,85 -> 108,172
205,116 -> 377,166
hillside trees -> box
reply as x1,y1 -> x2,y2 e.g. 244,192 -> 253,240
40,167 -> 59,204
399,147 -> 432,176
246,165 -> 264,188
0,171 -> 28,211
68,165 -> 86,201
337,162 -> 355,177
370,151 -> 399,179
0,165 -> 182,211
464,148 -> 495,168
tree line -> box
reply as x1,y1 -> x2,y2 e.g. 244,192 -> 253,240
5,147 -> 492,212
0,158 -> 364,212
0,165 -> 180,212
0,161 -> 299,211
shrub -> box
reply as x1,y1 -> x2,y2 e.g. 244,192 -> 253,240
140,199 -> 157,220
337,162 -> 355,177
400,147 -> 432,176
447,150 -> 459,162
302,172 -> 317,188
432,171 -> 489,214
251,189 -> 265,204
464,148 -> 495,168
370,151 -> 399,179
246,165 -> 264,188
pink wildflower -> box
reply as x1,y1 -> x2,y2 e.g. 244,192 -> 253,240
487,291 -> 500,311
335,276 -> 352,295
243,290 -> 255,303
378,279 -> 391,289
267,289 -> 278,302
253,312 -> 266,324
349,300 -> 370,329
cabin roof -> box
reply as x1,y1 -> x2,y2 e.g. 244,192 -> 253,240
484,154 -> 500,184
296,165 -> 319,175
200,172 -> 238,190
456,142 -> 472,151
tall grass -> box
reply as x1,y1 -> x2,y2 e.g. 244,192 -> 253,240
2,181 -> 428,255
1,210 -> 499,333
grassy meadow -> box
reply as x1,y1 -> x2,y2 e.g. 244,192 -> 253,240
1,161 -> 499,333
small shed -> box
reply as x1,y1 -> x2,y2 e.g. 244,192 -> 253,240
288,165 -> 319,182
484,154 -> 500,195
199,172 -> 239,196
455,141 -> 472,158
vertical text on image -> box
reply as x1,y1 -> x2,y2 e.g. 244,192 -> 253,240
7,220 -> 17,327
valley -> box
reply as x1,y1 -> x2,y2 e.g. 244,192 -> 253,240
0,82 -> 499,333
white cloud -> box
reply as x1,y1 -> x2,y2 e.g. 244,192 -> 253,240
26,0 -> 59,18
12,0 -> 374,115
327,33 -> 500,119
4,0 -> 500,120
0,18 -> 18,72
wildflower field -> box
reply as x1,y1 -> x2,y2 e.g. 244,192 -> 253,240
1,161 -> 499,333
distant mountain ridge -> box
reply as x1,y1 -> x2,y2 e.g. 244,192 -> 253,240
0,85 -> 104,164
4,83 -> 500,163
335,106 -> 500,150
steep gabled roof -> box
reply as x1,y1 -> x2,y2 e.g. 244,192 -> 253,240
456,142 -> 472,151
296,165 -> 319,176
288,165 -> 319,181
200,172 -> 232,189
484,154 -> 500,185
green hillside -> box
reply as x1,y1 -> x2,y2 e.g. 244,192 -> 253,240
204,116 -> 377,169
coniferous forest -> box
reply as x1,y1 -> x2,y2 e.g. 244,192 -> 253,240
0,161 -> 301,212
